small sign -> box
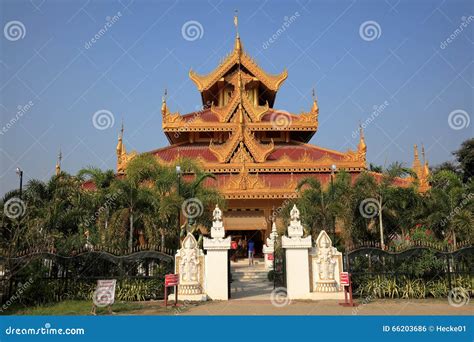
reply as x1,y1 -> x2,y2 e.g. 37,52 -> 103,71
93,279 -> 116,308
268,253 -> 274,261
165,274 -> 179,287
340,272 -> 350,286
164,274 -> 180,307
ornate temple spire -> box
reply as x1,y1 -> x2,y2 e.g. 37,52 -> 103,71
115,122 -> 138,174
188,16 -> 287,93
161,89 -> 168,115
116,122 -> 126,173
55,148 -> 62,176
421,144 -> 430,178
412,144 -> 422,176
420,144 -> 430,192
233,10 -> 242,54
311,88 -> 319,113
357,124 -> 367,164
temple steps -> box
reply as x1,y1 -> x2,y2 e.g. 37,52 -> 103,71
230,259 -> 274,299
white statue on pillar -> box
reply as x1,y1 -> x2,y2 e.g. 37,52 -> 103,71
210,204 -> 225,239
203,204 -> 231,300
282,204 -> 312,299
263,220 -> 278,270
288,205 -> 304,238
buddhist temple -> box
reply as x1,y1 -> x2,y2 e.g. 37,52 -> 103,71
112,20 -> 429,253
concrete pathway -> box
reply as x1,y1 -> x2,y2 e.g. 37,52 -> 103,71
230,258 -> 274,300
179,299 -> 474,316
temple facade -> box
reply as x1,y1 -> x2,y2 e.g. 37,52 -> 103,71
114,29 -> 429,252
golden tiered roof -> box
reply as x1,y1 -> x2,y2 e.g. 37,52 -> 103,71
114,21 -> 374,198
189,37 -> 288,93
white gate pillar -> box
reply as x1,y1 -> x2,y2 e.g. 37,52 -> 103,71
203,205 -> 231,300
282,205 -> 312,299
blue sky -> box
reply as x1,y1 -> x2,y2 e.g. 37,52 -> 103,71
0,0 -> 473,194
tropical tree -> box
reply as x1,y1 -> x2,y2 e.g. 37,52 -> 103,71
423,170 -> 473,247
453,138 -> 474,182
77,167 -> 116,239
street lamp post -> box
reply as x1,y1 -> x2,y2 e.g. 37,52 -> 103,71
176,165 -> 181,249
16,167 -> 23,199
330,164 -> 337,242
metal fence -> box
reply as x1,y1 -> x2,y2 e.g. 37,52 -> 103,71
0,246 -> 175,305
345,244 -> 473,298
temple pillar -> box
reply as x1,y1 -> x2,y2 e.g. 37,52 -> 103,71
203,205 -> 231,300
282,205 -> 312,299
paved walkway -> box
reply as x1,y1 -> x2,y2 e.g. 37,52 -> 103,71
179,299 -> 473,316
230,259 -> 273,300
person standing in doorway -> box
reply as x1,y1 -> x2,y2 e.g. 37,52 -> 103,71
248,239 -> 255,266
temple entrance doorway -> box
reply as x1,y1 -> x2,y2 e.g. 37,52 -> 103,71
229,229 -> 264,258
228,229 -> 273,300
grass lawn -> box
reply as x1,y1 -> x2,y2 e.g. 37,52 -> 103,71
1,300 -> 183,315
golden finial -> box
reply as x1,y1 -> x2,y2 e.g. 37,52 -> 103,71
161,89 -> 168,115
357,123 -> 367,160
421,143 -> 430,178
116,122 -> 125,161
55,148 -> 62,176
234,9 -> 239,37
233,10 -> 242,54
311,88 -> 318,113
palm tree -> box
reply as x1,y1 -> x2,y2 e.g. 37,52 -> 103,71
330,171 -> 355,248
293,177 -> 333,239
424,170 -> 473,247
110,156 -> 156,251
77,167 -> 116,237
370,163 -> 414,249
